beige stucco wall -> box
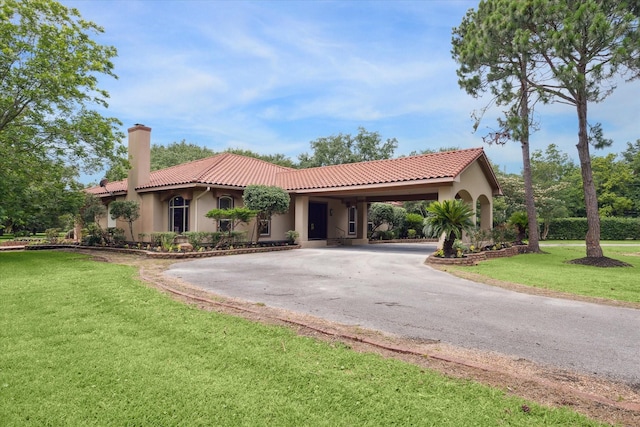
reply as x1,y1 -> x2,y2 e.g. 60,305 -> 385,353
327,199 -> 347,239
191,188 -> 217,233
268,208 -> 295,242
435,161 -> 494,229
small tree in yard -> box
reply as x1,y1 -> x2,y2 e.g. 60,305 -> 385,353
242,185 -> 290,242
423,199 -> 475,258
109,200 -> 140,241
205,207 -> 257,248
390,206 -> 406,236
405,213 -> 424,238
79,194 -> 106,228
508,211 -> 529,244
368,203 -> 394,236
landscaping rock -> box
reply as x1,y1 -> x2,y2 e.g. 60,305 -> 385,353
178,243 -> 194,252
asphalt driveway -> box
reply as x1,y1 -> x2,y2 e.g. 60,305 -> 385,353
165,243 -> 640,386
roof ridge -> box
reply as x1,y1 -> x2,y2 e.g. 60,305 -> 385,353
192,152 -> 295,183
216,152 -> 296,171
190,153 -> 231,182
279,147 -> 485,175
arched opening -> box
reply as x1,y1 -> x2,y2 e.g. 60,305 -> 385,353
476,194 -> 491,230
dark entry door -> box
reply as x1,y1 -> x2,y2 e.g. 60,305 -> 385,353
308,202 -> 328,240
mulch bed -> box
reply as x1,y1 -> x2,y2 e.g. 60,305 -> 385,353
566,256 -> 633,267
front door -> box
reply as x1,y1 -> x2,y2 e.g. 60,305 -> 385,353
308,202 -> 328,240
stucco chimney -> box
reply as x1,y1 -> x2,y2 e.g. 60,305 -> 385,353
127,124 -> 151,196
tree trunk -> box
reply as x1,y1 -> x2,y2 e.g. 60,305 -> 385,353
542,221 -> 550,240
519,71 -> 541,253
576,97 -> 603,258
443,231 -> 456,257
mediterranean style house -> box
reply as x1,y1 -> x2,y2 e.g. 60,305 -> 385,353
87,125 -> 502,247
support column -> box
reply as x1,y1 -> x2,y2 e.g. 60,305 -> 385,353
294,195 -> 309,245
351,200 -> 369,245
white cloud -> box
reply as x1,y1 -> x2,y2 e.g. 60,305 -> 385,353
61,0 -> 638,181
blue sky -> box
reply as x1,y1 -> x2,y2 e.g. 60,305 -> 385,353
63,0 -> 639,183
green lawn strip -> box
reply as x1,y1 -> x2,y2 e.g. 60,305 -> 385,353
1,251 -> 600,426
449,246 -> 640,303
540,240 -> 640,245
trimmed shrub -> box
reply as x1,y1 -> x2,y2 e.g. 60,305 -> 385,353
546,217 -> 640,240
182,231 -> 212,249
45,228 -> 61,243
405,213 -> 424,237
150,232 -> 177,250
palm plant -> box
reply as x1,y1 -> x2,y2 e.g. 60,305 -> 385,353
423,199 -> 475,257
508,211 -> 528,244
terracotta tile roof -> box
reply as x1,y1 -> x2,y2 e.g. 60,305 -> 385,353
86,153 -> 293,195
140,152 -> 293,189
86,180 -> 127,195
278,148 -> 486,190
86,148 -> 495,196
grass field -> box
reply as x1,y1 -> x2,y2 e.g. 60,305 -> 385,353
447,244 -> 640,303
0,251 -> 601,426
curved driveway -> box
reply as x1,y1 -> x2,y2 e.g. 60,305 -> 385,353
166,243 -> 640,386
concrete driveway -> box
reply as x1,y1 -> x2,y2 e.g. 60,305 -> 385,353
166,243 -> 640,386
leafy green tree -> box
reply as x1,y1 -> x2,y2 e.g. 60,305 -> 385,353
390,206 -> 407,235
0,0 -> 124,228
298,127 -> 397,168
205,207 -> 257,248
534,182 -> 570,240
405,147 -> 460,157
452,0 -> 542,253
591,154 -> 635,217
242,185 -> 290,242
423,200 -> 475,258
404,213 -> 424,237
151,140 -> 215,171
403,200 -> 431,217
1,159 -> 84,234
621,140 -> 640,215
492,172 -> 525,225
530,146 -> 584,218
79,193 -> 107,228
368,203 -> 395,235
109,200 -> 140,241
225,148 -> 296,169
526,0 -> 640,259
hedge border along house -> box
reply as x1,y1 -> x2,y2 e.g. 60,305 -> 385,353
86,125 -> 502,248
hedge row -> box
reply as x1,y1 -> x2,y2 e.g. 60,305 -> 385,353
546,217 -> 640,240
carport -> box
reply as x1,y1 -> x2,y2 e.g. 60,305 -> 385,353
279,148 -> 502,247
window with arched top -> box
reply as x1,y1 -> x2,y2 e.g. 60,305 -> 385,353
169,196 -> 189,233
218,196 -> 233,232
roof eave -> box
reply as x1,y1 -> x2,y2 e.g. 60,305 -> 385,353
136,182 -> 246,193
288,176 -> 456,194
458,151 -> 502,196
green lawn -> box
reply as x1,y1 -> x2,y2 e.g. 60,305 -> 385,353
0,251 -> 601,426
448,244 -> 640,303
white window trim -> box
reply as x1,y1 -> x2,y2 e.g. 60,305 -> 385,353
348,206 -> 356,235
218,196 -> 234,232
107,203 -> 117,228
169,196 -> 189,233
259,218 -> 271,236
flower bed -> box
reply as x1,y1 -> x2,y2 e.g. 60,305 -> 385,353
425,245 -> 528,266
368,238 -> 438,244
25,243 -> 301,259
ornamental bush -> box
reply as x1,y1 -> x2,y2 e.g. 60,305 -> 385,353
546,217 -> 640,240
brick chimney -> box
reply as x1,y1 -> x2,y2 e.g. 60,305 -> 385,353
127,124 -> 151,197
